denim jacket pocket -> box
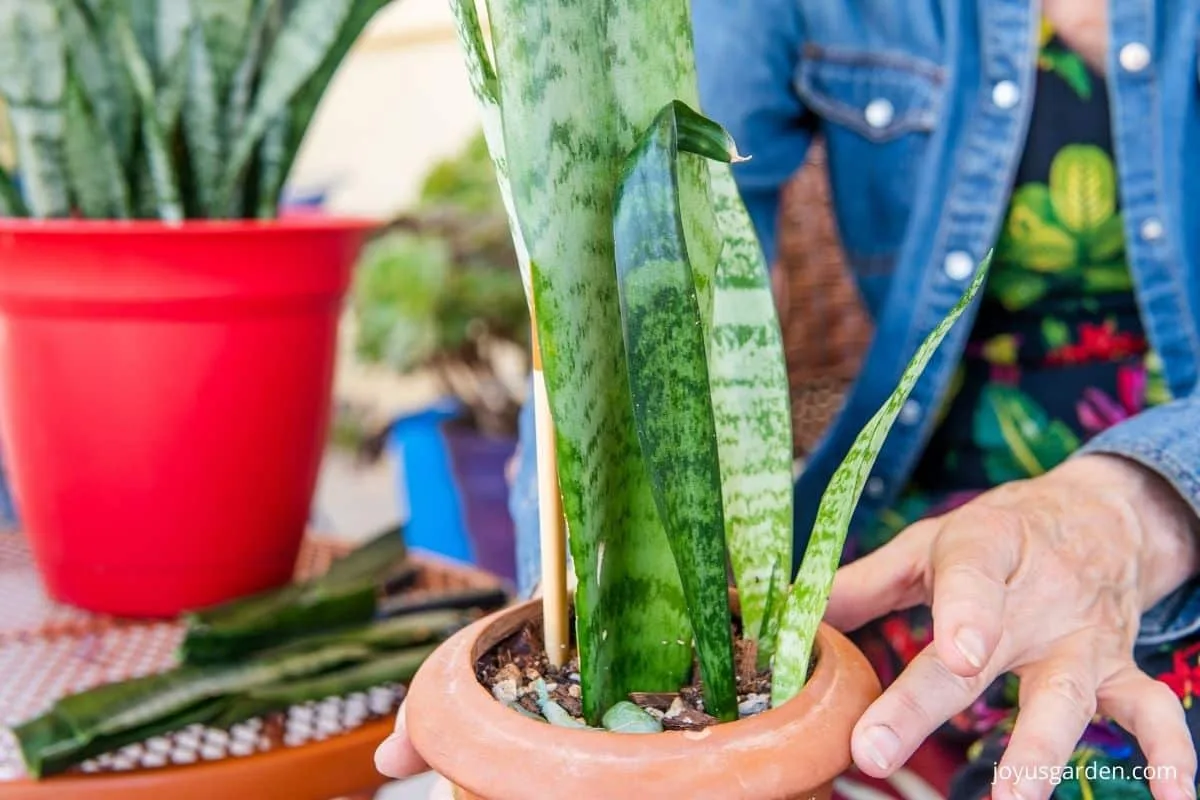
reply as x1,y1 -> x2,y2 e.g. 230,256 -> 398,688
793,44 -> 945,143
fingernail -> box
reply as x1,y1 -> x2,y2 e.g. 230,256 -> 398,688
954,627 -> 986,669
859,724 -> 900,770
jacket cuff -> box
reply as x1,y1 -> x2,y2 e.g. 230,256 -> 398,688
1075,393 -> 1200,645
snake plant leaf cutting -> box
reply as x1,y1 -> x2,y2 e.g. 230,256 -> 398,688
0,0 -> 394,220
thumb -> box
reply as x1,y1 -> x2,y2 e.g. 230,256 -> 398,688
824,520 -> 935,632
374,706 -> 429,779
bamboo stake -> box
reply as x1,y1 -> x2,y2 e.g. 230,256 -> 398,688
530,318 -> 569,667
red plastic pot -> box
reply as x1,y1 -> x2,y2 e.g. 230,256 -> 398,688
0,218 -> 373,617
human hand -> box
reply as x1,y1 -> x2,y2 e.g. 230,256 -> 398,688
825,454 -> 1200,800
374,708 -> 428,780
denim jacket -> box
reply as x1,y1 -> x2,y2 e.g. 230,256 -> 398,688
509,0 -> 1200,646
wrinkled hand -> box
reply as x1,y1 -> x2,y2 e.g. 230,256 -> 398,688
826,454 -> 1200,800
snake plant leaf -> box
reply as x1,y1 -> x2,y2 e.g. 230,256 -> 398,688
482,0 -> 705,723
193,0 -> 256,97
113,8 -> 183,221
0,0 -> 70,218
211,643 -> 440,729
63,71 -> 131,218
449,0 -> 531,301
58,0 -> 136,163
771,253 -> 991,704
181,525 -> 408,663
63,642 -> 371,738
613,99 -> 740,721
123,0 -> 158,75
276,0 -> 392,213
256,111 -> 289,216
706,159 -> 794,661
216,0 -> 355,215
18,698 -> 229,779
225,0 -> 279,160
182,9 -> 222,216
0,162 -> 27,216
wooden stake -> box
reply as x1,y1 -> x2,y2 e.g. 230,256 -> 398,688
530,319 -> 569,667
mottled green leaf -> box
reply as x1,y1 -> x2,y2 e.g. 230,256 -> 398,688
58,0 -> 136,161
276,0 -> 391,215
63,71 -> 130,217
706,160 -> 793,661
114,8 -> 182,221
193,0 -> 255,96
772,254 -> 991,703
614,100 -> 738,721
0,162 -> 26,215
216,0 -> 355,215
449,0 -> 530,300
481,0 -> 705,723
0,0 -> 70,217
255,111 -> 288,217
182,9 -> 221,216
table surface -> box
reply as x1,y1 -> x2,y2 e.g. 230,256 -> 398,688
0,532 -> 405,787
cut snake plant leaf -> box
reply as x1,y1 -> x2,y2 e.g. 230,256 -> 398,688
481,0 -> 703,723
180,525 -> 408,663
0,0 -> 70,218
18,697 -> 228,779
211,643 -> 440,729
113,8 -> 182,221
706,159 -> 793,661
771,253 -> 991,705
216,0 -> 354,215
613,99 -> 739,722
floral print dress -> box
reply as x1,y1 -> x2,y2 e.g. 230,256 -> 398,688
847,21 -> 1196,799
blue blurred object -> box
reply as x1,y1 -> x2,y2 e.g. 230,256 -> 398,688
387,399 -> 517,583
389,400 -> 472,563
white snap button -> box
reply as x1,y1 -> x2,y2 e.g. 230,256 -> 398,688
899,400 -> 921,426
1119,42 -> 1151,73
864,98 -> 895,129
1141,217 -> 1164,241
944,251 -> 975,281
865,477 -> 885,498
992,80 -> 1020,109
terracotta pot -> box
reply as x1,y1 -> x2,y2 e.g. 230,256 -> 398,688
405,597 -> 882,800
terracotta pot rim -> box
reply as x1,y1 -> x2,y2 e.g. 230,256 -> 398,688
404,597 -> 882,800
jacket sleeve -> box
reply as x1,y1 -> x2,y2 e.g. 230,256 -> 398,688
692,0 -> 813,265
1075,388 -> 1200,645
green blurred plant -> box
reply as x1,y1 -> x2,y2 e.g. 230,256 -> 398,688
352,131 -> 529,438
0,0 -> 394,220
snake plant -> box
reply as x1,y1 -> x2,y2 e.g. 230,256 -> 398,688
452,0 -> 989,726
0,0 -> 394,221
